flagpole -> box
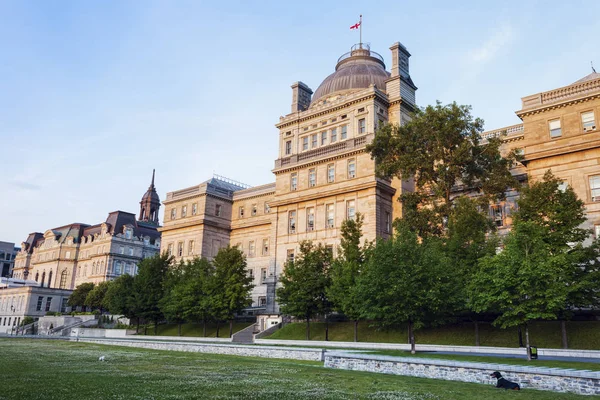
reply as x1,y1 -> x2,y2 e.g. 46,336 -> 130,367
359,15 -> 363,48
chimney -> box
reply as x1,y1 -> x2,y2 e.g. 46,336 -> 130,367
390,42 -> 411,79
291,81 -> 313,113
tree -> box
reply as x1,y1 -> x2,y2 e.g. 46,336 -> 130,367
68,282 -> 95,311
85,281 -> 111,313
356,226 -> 459,353
328,213 -> 370,341
367,101 -> 518,237
103,274 -> 139,330
159,261 -> 188,336
183,257 -> 216,337
133,253 -> 171,335
212,246 -> 254,337
277,241 -> 332,340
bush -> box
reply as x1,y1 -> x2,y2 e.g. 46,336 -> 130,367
21,316 -> 34,326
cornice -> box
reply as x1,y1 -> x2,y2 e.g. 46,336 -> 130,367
273,148 -> 367,175
230,218 -> 273,231
158,217 -> 231,233
516,93 -> 600,119
232,191 -> 276,202
521,136 -> 600,165
268,180 -> 379,207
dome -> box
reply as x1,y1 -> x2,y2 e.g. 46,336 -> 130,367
311,44 -> 390,106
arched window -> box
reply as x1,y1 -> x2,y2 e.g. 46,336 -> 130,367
41,271 -> 46,288
48,270 -> 53,288
35,272 -> 39,282
59,270 -> 68,289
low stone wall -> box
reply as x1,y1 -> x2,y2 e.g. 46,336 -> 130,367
124,334 -> 232,343
324,352 -> 600,396
79,338 -> 324,361
70,328 -> 134,338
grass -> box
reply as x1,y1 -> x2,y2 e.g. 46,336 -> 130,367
357,350 -> 600,371
266,321 -> 600,350
0,338 -> 592,400
134,322 -> 252,337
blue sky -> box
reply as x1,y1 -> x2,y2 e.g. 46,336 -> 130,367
1,0 -> 599,244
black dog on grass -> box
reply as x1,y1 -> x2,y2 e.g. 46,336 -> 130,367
490,371 -> 521,390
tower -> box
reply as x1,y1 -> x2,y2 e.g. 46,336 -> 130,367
139,169 -> 161,225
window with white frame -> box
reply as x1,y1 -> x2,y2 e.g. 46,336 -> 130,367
285,140 -> 292,155
302,136 -> 309,151
128,247 -> 133,256
181,205 -> 187,217
264,203 -> 270,213
216,204 -> 222,216
326,204 -> 335,228
590,175 -> 600,201
328,164 -> 335,183
249,241 -> 255,257
490,204 -> 504,227
192,203 -> 197,215
307,207 -> 315,231
252,204 -> 257,216
331,128 -> 337,142
119,246 -> 124,255
341,125 -> 347,139
321,131 -> 327,145
311,134 -> 318,148
262,238 -> 269,255
582,111 -> 596,131
289,210 -> 296,233
171,208 -> 176,220
167,243 -> 173,256
558,181 -> 569,193
290,173 -> 297,191
346,200 -> 356,220
549,119 -> 562,138
178,242 -> 183,257
348,159 -> 356,178
358,118 -> 366,134
308,168 -> 316,187
595,225 -> 600,239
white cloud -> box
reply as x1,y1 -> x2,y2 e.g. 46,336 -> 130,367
469,24 -> 514,63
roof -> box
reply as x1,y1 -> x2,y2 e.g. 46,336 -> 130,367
572,71 -> 600,84
311,45 -> 390,106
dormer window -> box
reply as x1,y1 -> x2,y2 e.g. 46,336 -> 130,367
125,228 -> 133,239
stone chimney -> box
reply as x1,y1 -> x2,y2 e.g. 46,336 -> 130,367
291,81 -> 313,113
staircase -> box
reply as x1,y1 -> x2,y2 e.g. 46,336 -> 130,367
231,323 -> 259,344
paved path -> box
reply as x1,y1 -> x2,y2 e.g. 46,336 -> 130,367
424,350 -> 600,364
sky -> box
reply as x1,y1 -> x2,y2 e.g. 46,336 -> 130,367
1,0 -> 599,244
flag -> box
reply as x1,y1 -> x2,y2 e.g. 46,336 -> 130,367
350,22 -> 360,30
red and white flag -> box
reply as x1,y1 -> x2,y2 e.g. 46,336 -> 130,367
350,21 -> 361,30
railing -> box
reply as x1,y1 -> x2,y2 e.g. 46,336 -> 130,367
298,142 -> 347,161
481,124 -> 524,140
337,43 -> 385,65
522,76 -> 600,110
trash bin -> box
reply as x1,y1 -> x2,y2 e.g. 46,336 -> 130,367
529,346 -> 538,360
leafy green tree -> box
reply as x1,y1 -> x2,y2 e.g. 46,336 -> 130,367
367,101 -> 518,237
277,241 -> 332,340
159,261 -> 188,336
67,282 -> 95,311
328,213 -> 370,342
133,253 -> 171,335
85,281 -> 110,313
183,257 -> 216,337
356,227 -> 459,353
212,246 -> 254,337
103,274 -> 139,330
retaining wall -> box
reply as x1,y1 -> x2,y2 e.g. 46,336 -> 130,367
79,338 -> 324,361
324,352 -> 600,396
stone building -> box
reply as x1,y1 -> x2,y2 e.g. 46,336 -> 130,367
160,40 -> 600,327
0,241 -> 20,278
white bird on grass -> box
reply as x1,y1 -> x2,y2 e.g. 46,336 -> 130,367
99,356 -> 106,361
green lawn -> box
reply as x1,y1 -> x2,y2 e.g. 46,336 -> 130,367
266,321 -> 600,350
140,321 -> 253,337
0,338 -> 593,400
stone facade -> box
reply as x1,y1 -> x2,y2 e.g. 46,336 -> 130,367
0,241 -> 19,278
324,352 -> 600,396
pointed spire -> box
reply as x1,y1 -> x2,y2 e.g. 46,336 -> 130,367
593,61 -> 597,74
150,169 -> 155,189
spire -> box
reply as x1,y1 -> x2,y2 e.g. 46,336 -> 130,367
139,169 -> 160,225
151,168 -> 155,187
593,61 -> 597,74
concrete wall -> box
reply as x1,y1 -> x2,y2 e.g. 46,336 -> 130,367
325,352 -> 600,396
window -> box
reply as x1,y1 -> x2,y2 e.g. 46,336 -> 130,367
61,298 -> 68,313
248,268 -> 254,280
128,247 -> 133,256
321,131 -> 327,145
285,140 -> 292,155
308,169 -> 316,187
549,119 -> 562,138
289,210 -> 296,233
326,245 -> 334,257
358,118 -> 366,134
348,159 -> 356,178
290,173 -> 297,191
36,296 -> 43,311
192,203 -> 197,215
328,164 -> 335,183
178,242 -> 183,257
590,176 -> 600,201
167,243 -> 173,256
45,297 -> 52,312
188,240 -> 194,255
307,207 -> 315,231
596,225 -> 600,239
302,136 -> 309,151
261,268 -> 268,282
385,211 -> 391,233
181,205 -> 187,217
124,264 -> 131,275
259,296 -> 267,307
239,206 -> 245,218
287,249 -> 295,263
558,181 -> 569,193
264,203 -> 270,214
114,261 -> 122,275
59,270 -> 67,289
312,134 -> 318,148
341,125 -> 347,139
331,128 -> 337,142
249,241 -> 255,257
490,205 -> 504,227
326,204 -> 335,228
582,111 -> 596,131
216,204 -> 222,216
347,200 -> 356,220
125,229 -> 132,239
119,246 -> 124,255
171,208 -> 176,220
262,238 -> 269,255
252,204 -> 257,216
